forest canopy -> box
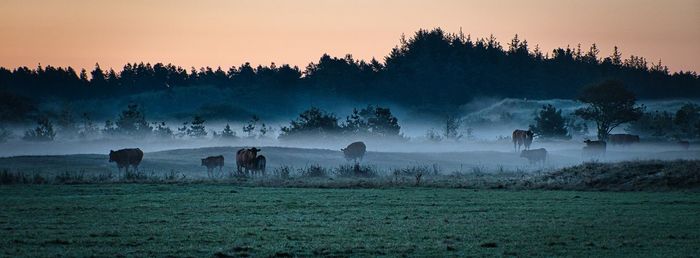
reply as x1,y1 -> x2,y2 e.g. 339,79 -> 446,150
1,28 -> 698,115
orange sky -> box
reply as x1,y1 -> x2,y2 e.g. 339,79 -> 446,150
1,0 -> 699,72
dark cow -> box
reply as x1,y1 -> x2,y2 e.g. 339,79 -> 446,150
512,129 -> 534,151
608,134 -> 640,146
250,155 -> 266,176
582,140 -> 606,158
109,148 -> 143,175
342,141 -> 366,163
236,147 -> 260,175
201,155 -> 224,178
678,140 -> 690,150
520,148 -> 547,164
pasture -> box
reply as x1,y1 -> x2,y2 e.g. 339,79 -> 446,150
1,145 -> 698,179
1,185 -> 699,257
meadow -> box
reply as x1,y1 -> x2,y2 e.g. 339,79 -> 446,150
1,185 -> 699,257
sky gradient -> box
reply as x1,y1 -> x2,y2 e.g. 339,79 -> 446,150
1,0 -> 699,72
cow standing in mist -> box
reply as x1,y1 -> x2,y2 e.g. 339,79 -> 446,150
512,129 -> 534,151
109,148 -> 143,175
583,140 -> 606,158
342,141 -> 366,163
520,148 -> 547,165
678,140 -> 690,150
251,155 -> 266,176
608,134 -> 640,146
201,155 -> 224,178
236,147 -> 261,176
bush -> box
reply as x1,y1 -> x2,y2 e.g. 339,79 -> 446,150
299,165 -> 328,178
152,121 -> 174,138
274,166 -> 292,179
114,103 -> 152,137
335,164 -> 378,178
280,107 -> 341,139
0,126 -> 12,143
343,105 -> 401,137
529,104 -> 570,139
23,117 -> 56,141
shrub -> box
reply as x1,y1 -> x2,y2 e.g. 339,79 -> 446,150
0,126 -> 12,143
335,164 -> 378,178
115,103 -> 153,137
23,117 -> 56,141
529,104 -> 570,139
274,166 -> 292,179
280,107 -> 341,139
299,165 -> 328,178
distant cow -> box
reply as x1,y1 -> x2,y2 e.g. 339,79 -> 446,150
678,140 -> 690,150
342,141 -> 366,163
608,134 -> 640,146
250,155 -> 266,176
109,148 -> 143,174
236,147 -> 260,175
512,129 -> 534,151
201,155 -> 224,178
582,140 -> 606,158
520,148 -> 547,164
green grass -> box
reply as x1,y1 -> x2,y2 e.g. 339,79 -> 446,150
1,185 -> 699,257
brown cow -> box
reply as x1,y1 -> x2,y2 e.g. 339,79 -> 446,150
201,155 -> 224,178
512,129 -> 534,151
250,155 -> 266,177
608,134 -> 640,146
109,148 -> 143,175
236,147 -> 260,175
520,148 -> 547,164
342,141 -> 366,163
582,140 -> 606,158
678,140 -> 690,150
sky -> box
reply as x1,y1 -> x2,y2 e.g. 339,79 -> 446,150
1,0 -> 699,72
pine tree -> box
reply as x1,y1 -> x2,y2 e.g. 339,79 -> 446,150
187,116 -> 207,137
221,124 -> 236,138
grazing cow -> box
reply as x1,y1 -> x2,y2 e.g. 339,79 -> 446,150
109,148 -> 143,175
582,140 -> 606,158
251,155 -> 266,176
512,129 -> 534,151
608,134 -> 640,146
201,155 -> 224,178
342,141 -> 366,163
520,148 -> 547,164
236,147 -> 260,175
678,140 -> 690,150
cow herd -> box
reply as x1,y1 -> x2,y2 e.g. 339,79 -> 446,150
108,133 -> 691,176
513,129 -> 692,165
108,141 -> 368,178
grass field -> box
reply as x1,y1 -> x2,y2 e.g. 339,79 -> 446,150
1,185 -> 699,257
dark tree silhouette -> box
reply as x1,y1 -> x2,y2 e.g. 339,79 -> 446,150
187,116 -> 207,137
23,118 -> 56,141
115,104 -> 153,136
575,80 -> 644,140
0,28 -> 697,121
280,107 -> 341,138
529,104 -> 570,139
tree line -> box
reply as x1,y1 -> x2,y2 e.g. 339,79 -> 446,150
1,28 -> 698,115
4,104 -> 402,142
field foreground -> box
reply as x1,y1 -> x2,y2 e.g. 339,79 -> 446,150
1,185 -> 699,257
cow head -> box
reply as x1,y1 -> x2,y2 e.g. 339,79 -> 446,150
201,158 -> 206,166
249,147 -> 261,156
340,147 -> 347,153
109,150 -> 115,162
526,130 -> 534,138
